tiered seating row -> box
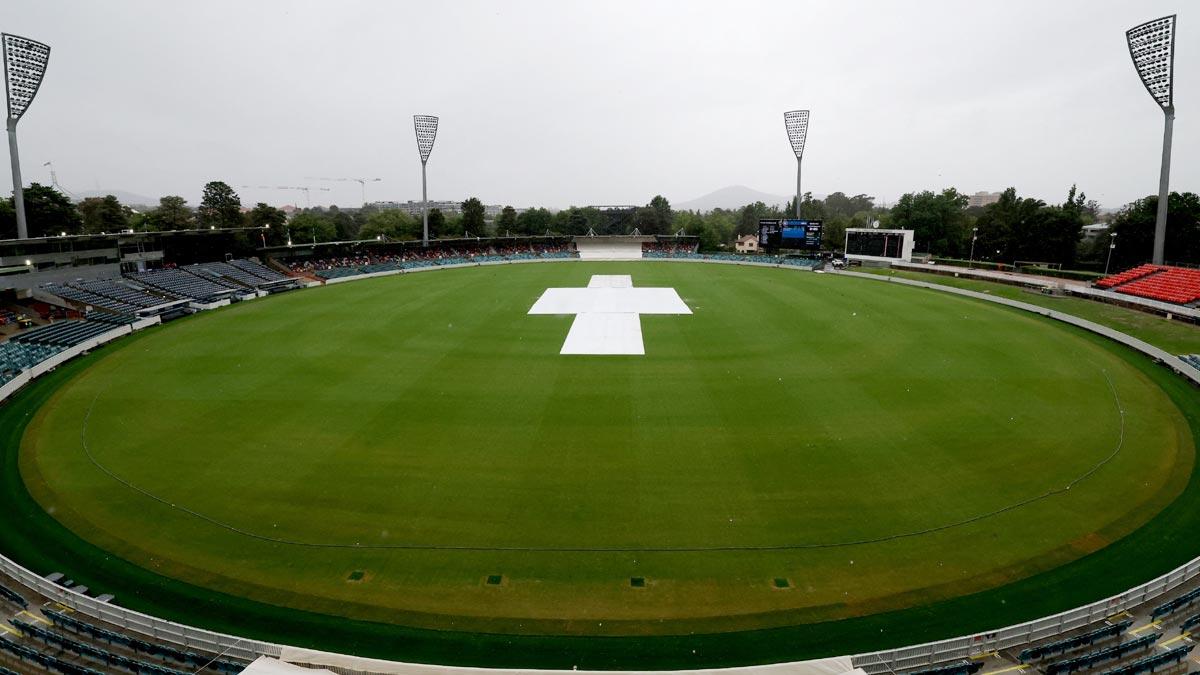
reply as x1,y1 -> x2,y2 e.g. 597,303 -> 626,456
0,634 -> 103,675
1097,644 -> 1194,675
0,583 -> 27,608
1043,633 -> 1160,675
1018,619 -> 1132,661
1150,585 -> 1200,619
230,258 -> 289,282
43,608 -> 243,674
643,251 -> 821,268
902,659 -> 983,675
45,283 -> 142,314
75,278 -> 175,308
1117,266 -> 1200,305
1095,264 -> 1162,289
127,269 -> 237,302
10,618 -> 189,675
0,341 -> 61,385
11,320 -> 114,348
1180,612 -> 1200,633
188,261 -> 269,288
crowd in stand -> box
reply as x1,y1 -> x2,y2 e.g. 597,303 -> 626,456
642,241 -> 700,254
287,243 -> 576,277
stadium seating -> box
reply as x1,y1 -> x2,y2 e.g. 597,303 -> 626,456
1018,619 -> 1133,661
1095,264 -> 1162,289
902,659 -> 983,675
42,608 -> 243,674
10,618 -> 195,675
1094,264 -> 1200,305
292,245 -> 579,279
1180,612 -> 1200,633
0,583 -> 27,608
229,258 -> 291,282
127,268 -> 238,302
1043,634 -> 1160,675
1150,585 -> 1200,619
11,320 -> 115,348
1097,644 -> 1194,675
0,633 -> 104,674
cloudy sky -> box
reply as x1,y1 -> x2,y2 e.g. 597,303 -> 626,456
2,0 -> 1194,210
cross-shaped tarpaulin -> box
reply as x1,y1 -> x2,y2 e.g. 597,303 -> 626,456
528,275 -> 691,355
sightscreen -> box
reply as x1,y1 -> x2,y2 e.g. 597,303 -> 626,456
845,230 -> 906,258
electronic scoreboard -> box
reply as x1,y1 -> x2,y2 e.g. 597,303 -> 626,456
758,219 -> 823,250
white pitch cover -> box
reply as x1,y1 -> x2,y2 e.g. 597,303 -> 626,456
528,275 -> 691,355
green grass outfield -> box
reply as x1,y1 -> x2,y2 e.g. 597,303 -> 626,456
3,261 -> 1200,668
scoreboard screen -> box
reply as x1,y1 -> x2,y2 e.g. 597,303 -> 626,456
758,219 -> 822,250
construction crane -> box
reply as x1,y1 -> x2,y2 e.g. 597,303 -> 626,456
239,185 -> 331,208
42,161 -> 75,199
305,177 -> 382,204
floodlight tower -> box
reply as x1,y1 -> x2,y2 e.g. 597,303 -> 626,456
3,34 -> 51,240
784,110 -> 810,219
1126,15 -> 1177,265
413,115 -> 439,246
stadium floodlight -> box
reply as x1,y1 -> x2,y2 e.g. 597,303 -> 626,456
784,110 -> 810,218
1126,15 -> 1177,265
413,114 -> 439,246
3,33 -> 51,240
1105,231 -> 1118,275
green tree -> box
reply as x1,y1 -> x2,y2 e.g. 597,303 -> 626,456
427,208 -> 447,238
889,188 -> 970,256
328,205 -> 358,240
247,203 -> 288,245
360,209 -> 418,240
289,212 -> 337,243
78,195 -> 130,234
1109,192 -> 1200,268
4,183 -> 82,238
515,207 -> 554,235
643,195 -> 674,234
736,201 -> 776,237
496,206 -> 517,235
0,199 -> 15,239
461,197 -> 486,235
145,195 -> 194,231
197,181 -> 244,229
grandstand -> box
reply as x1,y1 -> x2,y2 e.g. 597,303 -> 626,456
1094,265 -> 1200,305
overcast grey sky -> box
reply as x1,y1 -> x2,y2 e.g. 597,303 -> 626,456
2,0 -> 1194,210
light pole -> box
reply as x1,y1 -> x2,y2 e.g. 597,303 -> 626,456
783,110 -> 810,219
1105,232 -> 1118,275
413,115 -> 439,246
3,34 -> 51,240
969,227 -> 978,269
1125,15 -> 1177,266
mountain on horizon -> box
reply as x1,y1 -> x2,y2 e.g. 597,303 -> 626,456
673,185 -> 792,213
73,189 -> 157,208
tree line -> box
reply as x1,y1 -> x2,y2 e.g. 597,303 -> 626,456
2,180 -> 1196,269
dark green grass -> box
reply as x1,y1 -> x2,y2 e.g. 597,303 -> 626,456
855,267 -> 1200,354
0,262 -> 1197,668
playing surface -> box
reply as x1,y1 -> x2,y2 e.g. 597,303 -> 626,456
15,262 -> 1196,646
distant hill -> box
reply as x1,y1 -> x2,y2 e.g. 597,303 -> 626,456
674,185 -> 791,213
74,189 -> 157,209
